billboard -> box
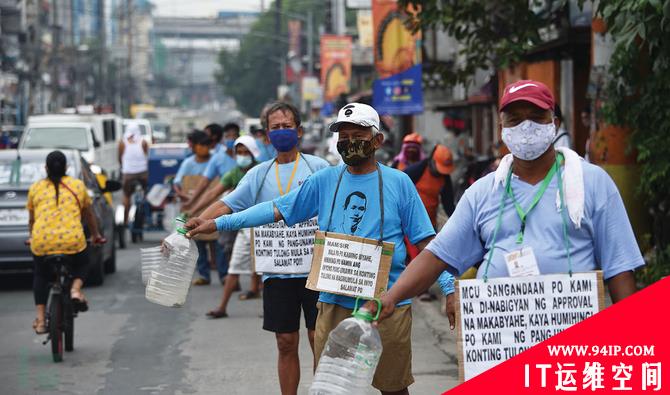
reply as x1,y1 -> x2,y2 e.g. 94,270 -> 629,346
320,35 -> 353,102
372,0 -> 423,114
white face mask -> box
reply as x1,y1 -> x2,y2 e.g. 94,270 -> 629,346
236,154 -> 253,168
501,120 -> 556,161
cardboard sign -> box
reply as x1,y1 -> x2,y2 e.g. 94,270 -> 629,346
455,271 -> 605,382
306,231 -> 394,299
180,175 -> 220,241
250,217 -> 319,274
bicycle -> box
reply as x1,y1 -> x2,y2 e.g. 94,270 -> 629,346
42,238 -> 105,362
42,254 -> 77,362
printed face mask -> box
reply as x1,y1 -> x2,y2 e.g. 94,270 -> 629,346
268,128 -> 299,152
337,138 -> 375,166
236,154 -> 253,168
501,120 -> 556,161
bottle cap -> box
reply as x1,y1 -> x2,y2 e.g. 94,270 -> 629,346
352,297 -> 381,322
176,227 -> 187,235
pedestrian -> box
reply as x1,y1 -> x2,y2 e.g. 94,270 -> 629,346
182,123 -> 239,210
173,130 -> 227,286
204,135 -> 263,318
204,123 -> 225,154
553,104 -> 571,149
391,132 -> 425,171
372,80 -> 644,326
184,102 -> 329,395
27,151 -> 105,334
186,102 -> 456,395
118,121 -> 149,227
404,144 -> 456,302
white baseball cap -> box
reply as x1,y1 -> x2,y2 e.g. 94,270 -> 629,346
234,135 -> 261,159
329,103 -> 380,132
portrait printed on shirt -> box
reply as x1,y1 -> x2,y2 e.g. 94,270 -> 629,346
337,191 -> 367,235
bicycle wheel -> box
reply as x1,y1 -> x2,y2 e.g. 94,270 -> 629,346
49,296 -> 64,362
64,301 -> 74,352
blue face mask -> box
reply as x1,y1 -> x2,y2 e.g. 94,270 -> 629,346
224,139 -> 236,150
268,128 -> 298,152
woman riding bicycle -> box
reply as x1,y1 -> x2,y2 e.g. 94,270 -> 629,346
27,151 -> 104,334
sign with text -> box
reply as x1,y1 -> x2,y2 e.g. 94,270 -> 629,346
320,35 -> 352,102
307,231 -> 393,298
250,218 -> 319,274
455,271 -> 605,382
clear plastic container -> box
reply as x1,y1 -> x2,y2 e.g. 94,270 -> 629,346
309,299 -> 383,395
140,246 -> 163,285
145,219 -> 198,307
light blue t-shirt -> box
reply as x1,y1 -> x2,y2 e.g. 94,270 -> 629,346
275,164 -> 436,309
426,161 -> 645,280
256,141 -> 277,162
174,155 -> 210,185
203,150 -> 236,180
223,153 -> 330,281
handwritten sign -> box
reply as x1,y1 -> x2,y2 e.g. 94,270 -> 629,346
251,218 -> 319,274
306,231 -> 393,298
455,271 -> 605,382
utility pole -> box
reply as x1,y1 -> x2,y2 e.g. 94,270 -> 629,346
275,0 -> 285,88
126,0 -> 133,108
332,0 -> 345,35
51,0 -> 61,111
307,10 -> 313,76
98,0 -> 106,106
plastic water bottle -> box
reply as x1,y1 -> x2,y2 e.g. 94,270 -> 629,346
145,218 -> 198,307
140,246 -> 163,285
309,299 -> 383,395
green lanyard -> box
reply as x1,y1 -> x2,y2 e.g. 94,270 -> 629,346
506,160 -> 559,244
482,153 -> 573,281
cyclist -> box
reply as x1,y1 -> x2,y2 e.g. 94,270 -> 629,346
118,122 -> 149,227
27,151 -> 105,334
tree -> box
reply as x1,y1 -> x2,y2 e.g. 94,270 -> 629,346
216,1 -> 324,117
598,0 -> 670,281
399,0 -> 570,86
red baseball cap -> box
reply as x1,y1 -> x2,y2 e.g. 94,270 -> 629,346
500,80 -> 555,111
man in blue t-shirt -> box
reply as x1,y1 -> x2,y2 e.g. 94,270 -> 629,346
185,102 -> 329,395
186,102 -> 456,395
373,80 -> 644,325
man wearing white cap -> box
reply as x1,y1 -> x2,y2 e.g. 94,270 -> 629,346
187,102 -> 449,394
185,102 -> 329,395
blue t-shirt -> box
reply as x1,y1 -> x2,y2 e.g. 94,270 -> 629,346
256,141 -> 277,162
275,164 -> 436,309
426,161 -> 645,280
222,153 -> 330,281
203,150 -> 237,180
174,155 -> 210,185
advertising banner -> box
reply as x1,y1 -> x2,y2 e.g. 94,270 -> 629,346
320,35 -> 353,102
371,0 -> 423,114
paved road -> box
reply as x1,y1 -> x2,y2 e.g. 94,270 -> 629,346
0,232 -> 459,394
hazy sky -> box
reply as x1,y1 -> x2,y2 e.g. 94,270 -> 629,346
152,0 -> 264,17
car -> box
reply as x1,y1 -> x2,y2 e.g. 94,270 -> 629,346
0,149 -> 121,285
21,113 -> 124,180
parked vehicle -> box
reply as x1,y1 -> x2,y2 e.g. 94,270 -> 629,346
0,149 -> 120,284
20,114 -> 123,179
0,125 -> 23,149
123,118 -> 154,144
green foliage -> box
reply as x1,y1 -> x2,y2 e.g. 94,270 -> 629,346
636,244 -> 670,286
598,0 -> 670,209
399,0 -> 570,85
216,1 -> 324,117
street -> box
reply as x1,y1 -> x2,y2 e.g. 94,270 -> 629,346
0,232 -> 459,395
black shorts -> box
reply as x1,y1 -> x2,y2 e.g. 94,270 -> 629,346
263,277 -> 319,333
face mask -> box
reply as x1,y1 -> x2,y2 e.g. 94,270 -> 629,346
224,139 -> 236,150
337,138 -> 376,166
501,120 -> 556,161
236,154 -> 253,168
268,128 -> 298,152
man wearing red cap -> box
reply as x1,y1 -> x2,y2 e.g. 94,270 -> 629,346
373,79 -> 644,325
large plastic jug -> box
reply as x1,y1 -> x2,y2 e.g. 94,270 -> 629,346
145,218 -> 198,307
140,246 -> 163,285
309,299 -> 383,395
